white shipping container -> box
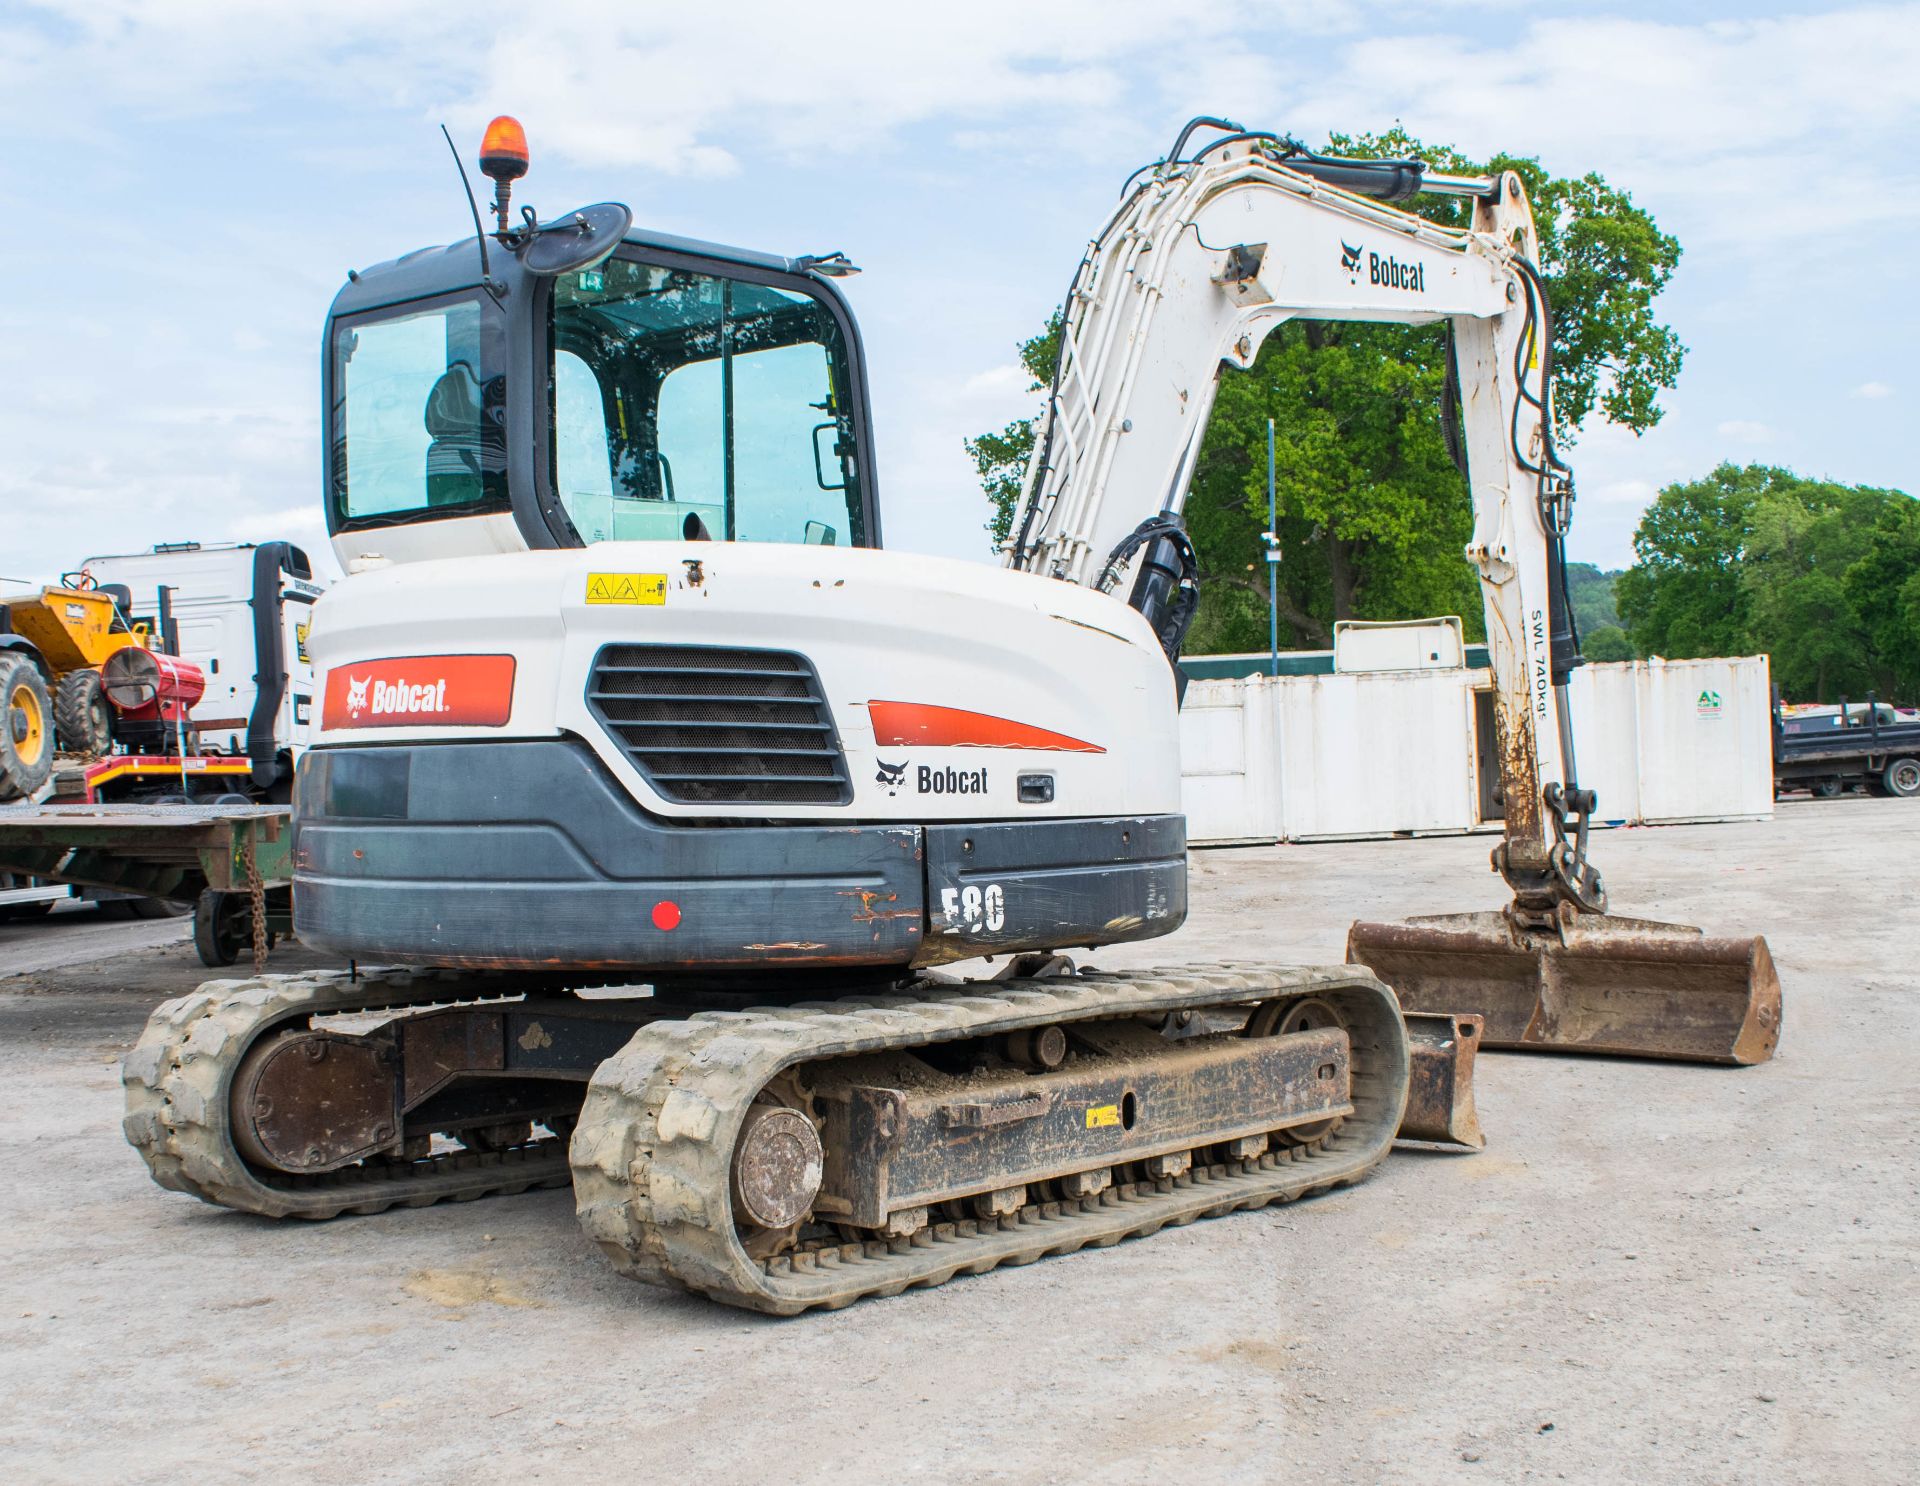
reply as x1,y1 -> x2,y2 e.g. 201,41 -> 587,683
1332,617 -> 1466,673
1178,678 -> 1282,844
1179,654 -> 1773,844
1275,671 -> 1478,839
1629,656 -> 1774,823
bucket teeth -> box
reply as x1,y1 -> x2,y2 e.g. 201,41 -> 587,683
1348,912 -> 1782,1066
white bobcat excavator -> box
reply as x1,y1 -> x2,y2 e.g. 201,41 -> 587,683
123,118 -> 1778,1314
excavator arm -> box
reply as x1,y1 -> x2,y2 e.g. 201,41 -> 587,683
1006,122 -> 1779,1065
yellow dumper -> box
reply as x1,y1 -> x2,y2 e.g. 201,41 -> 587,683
0,579 -> 146,797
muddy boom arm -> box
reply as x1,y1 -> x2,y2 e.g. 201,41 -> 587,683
1003,126 -> 1594,922
1006,123 -> 1779,1064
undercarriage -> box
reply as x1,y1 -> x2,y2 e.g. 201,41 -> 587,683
122,961 -> 1476,1312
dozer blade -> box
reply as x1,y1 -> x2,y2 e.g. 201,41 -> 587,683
1348,912 -> 1782,1066
1398,1011 -> 1485,1148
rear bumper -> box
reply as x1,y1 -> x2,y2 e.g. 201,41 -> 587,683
293,740 -> 1185,971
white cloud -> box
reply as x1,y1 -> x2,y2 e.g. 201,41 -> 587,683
1853,381 -> 1893,399
1291,8 -> 1920,248
1715,420 -> 1774,444
3,1 -> 1346,175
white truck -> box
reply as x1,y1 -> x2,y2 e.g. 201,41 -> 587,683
77,542 -> 325,799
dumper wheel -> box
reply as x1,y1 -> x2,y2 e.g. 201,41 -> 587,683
1883,758 -> 1920,799
193,888 -> 275,966
0,656 -> 53,802
53,669 -> 113,758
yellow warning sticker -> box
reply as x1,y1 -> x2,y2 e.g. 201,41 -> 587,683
1085,1103 -> 1121,1129
586,572 -> 666,606
295,622 -> 310,662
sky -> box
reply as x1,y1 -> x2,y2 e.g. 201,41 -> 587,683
1,0 -> 1914,593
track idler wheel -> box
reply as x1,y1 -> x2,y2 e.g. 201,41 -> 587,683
229,1030 -> 400,1174
732,1104 -> 825,1256
1246,996 -> 1345,1145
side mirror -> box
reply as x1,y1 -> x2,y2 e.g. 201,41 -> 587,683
811,422 -> 850,492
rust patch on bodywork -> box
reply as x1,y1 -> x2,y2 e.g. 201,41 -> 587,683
841,889 -> 918,924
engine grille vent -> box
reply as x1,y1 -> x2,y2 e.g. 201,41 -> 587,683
586,644 -> 850,806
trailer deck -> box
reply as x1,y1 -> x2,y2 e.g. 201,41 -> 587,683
0,801 -> 292,965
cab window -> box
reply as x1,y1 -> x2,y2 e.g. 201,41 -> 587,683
331,298 -> 507,526
550,258 -> 863,547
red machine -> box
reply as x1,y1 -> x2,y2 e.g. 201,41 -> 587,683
101,648 -> 206,752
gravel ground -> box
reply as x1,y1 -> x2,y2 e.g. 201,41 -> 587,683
0,798 -> 1913,1484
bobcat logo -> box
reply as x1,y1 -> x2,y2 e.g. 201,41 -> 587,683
1340,240 -> 1364,276
875,760 -> 907,796
345,675 -> 370,719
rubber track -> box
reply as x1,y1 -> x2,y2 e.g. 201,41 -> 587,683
122,968 -> 573,1219
571,963 -> 1409,1314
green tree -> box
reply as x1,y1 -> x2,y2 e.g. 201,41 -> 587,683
969,130 -> 1684,651
1616,463 -> 1917,701
1846,499 -> 1920,700
964,314 -> 1059,546
1614,464 -> 1759,659
1582,625 -> 1634,662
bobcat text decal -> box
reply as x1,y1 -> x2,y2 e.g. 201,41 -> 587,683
1341,239 -> 1427,293
322,655 -> 517,729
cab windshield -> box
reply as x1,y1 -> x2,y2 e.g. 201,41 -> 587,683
550,257 -> 865,547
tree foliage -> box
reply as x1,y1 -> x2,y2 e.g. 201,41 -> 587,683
968,130 -> 1684,652
1582,625 -> 1635,663
964,313 -> 1059,547
1616,463 -> 1919,701
1565,562 -> 1624,638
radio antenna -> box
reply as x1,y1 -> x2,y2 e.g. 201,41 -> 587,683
441,124 -> 503,301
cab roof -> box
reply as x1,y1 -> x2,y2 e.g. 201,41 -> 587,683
328,215 -> 808,318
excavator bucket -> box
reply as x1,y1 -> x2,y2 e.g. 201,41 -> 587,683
1397,1010 -> 1485,1148
1349,913 -> 1782,1066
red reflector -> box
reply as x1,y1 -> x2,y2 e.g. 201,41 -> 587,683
651,900 -> 682,932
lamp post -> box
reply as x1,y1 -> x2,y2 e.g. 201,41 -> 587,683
1265,418 -> 1280,676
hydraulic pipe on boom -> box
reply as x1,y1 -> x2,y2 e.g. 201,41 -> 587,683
1005,122 -> 1780,1064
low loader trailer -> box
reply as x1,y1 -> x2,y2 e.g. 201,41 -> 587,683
0,801 -> 291,967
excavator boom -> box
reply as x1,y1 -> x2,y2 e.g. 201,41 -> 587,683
1005,123 -> 1780,1065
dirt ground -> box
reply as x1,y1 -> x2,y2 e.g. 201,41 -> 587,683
0,799 -> 1913,1484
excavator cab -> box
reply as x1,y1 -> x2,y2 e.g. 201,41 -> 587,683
323,201 -> 879,570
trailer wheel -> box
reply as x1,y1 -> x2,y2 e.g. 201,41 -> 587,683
194,889 -> 276,967
1884,757 -> 1920,799
53,669 -> 113,757
0,656 -> 54,801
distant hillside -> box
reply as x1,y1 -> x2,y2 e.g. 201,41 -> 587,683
1567,562 -> 1631,660
1567,562 -> 1622,634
